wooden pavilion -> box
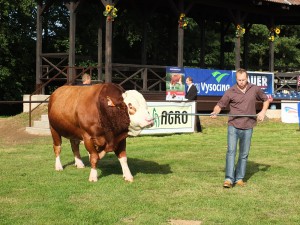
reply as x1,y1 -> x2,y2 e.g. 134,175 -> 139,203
35,0 -> 300,99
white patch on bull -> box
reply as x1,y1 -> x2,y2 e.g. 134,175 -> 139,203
98,151 -> 106,160
74,157 -> 85,168
55,156 -> 63,171
122,90 -> 154,136
118,157 -> 133,182
106,96 -> 115,106
89,168 -> 98,182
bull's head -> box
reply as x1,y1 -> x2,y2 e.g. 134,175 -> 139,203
122,90 -> 154,136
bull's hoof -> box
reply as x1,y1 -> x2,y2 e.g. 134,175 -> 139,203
89,177 -> 98,182
124,177 -> 134,182
75,162 -> 85,169
89,168 -> 98,182
55,165 -> 63,171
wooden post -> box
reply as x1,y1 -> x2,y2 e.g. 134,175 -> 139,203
36,0 -> 43,93
269,40 -> 274,72
67,0 -> 77,83
178,25 -> 184,67
235,36 -> 241,70
98,25 -> 103,81
177,0 -> 184,67
105,15 -> 112,83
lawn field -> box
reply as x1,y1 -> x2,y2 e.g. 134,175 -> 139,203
0,113 -> 299,225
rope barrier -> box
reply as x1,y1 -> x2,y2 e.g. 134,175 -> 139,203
167,113 -> 257,117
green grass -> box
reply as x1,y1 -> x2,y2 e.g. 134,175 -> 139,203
0,117 -> 300,224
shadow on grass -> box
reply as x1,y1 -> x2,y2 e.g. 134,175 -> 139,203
244,161 -> 271,182
63,154 -> 172,179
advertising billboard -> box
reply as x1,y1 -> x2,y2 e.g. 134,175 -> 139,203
166,67 -> 186,101
140,101 -> 196,134
185,68 -> 233,96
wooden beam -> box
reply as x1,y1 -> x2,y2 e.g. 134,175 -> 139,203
36,0 -> 43,92
177,0 -> 184,67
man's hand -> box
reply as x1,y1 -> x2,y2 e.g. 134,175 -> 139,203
210,112 -> 217,119
211,105 -> 221,119
257,111 -> 266,121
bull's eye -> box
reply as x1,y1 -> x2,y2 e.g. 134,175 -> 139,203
128,103 -> 136,115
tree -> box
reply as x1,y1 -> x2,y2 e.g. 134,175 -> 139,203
0,0 -> 36,101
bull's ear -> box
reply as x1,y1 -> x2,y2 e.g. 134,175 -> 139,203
106,96 -> 115,106
122,92 -> 127,99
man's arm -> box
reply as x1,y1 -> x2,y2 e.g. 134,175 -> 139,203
210,104 -> 222,118
257,100 -> 269,121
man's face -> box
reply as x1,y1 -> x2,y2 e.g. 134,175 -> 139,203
186,78 -> 192,85
236,72 -> 248,89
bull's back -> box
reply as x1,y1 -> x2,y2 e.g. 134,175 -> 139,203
48,85 -> 103,139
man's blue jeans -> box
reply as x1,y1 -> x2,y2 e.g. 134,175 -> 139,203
225,126 -> 253,184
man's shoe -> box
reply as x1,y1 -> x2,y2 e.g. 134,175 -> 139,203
235,180 -> 246,187
223,180 -> 232,188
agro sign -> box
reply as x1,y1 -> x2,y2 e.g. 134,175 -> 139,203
140,101 -> 196,134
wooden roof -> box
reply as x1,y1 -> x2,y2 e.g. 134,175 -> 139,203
175,0 -> 300,25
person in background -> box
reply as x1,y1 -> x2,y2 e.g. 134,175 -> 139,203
185,76 -> 197,100
210,68 -> 269,188
81,73 -> 92,85
185,76 -> 202,132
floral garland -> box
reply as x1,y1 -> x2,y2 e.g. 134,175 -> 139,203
268,27 -> 280,42
178,13 -> 188,29
235,24 -> 245,38
103,4 -> 117,21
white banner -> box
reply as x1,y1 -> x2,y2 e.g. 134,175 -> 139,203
140,101 -> 196,135
281,101 -> 299,123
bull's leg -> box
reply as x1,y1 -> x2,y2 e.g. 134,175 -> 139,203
83,136 -> 99,182
115,140 -> 133,182
70,139 -> 85,168
50,127 -> 63,171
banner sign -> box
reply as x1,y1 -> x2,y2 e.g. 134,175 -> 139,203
166,67 -> 274,97
185,68 -> 232,96
281,100 -> 300,123
166,67 -> 185,101
140,101 -> 196,135
235,71 -> 274,94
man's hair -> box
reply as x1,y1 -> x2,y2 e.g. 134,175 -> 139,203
186,76 -> 193,82
82,73 -> 91,82
236,68 -> 248,77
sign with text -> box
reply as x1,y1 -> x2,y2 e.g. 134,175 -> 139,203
185,68 -> 233,96
234,71 -> 274,94
183,68 -> 274,96
140,101 -> 196,135
166,67 -> 186,101
281,101 -> 300,123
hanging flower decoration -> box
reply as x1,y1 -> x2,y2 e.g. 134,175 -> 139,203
103,4 -> 118,21
178,13 -> 188,29
235,24 -> 245,38
268,27 -> 280,42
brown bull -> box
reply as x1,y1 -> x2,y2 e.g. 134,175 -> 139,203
48,83 -> 137,182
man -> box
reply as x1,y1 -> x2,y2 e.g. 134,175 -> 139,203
185,76 -> 197,100
185,76 -> 202,132
210,68 -> 269,188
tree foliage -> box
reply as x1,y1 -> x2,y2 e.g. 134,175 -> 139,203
1,0 -> 300,113
0,0 -> 36,102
